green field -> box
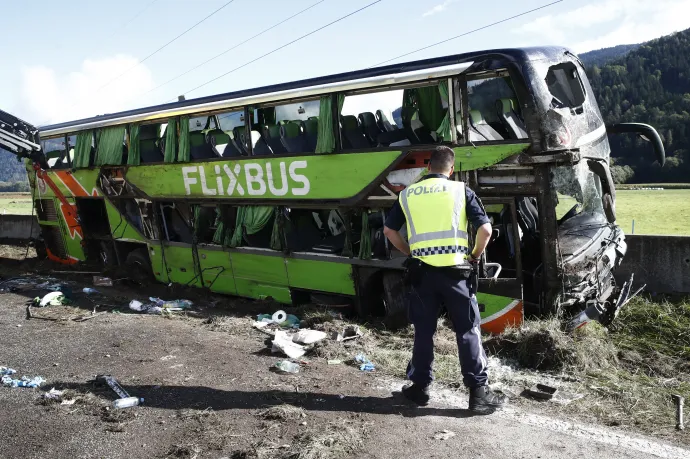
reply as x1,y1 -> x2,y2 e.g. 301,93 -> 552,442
0,187 -> 688,235
0,193 -> 33,215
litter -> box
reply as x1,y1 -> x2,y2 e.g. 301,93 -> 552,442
43,388 -> 64,400
82,287 -> 99,295
274,360 -> 300,374
93,276 -> 113,287
94,374 -> 143,409
327,360 -> 342,365
1,367 -> 17,376
33,291 -> 70,307
523,383 -> 558,401
354,354 -> 375,372
1,375 -> 45,388
128,298 -> 193,314
272,330 -> 307,359
433,430 -> 456,440
256,310 -> 300,328
292,329 -> 327,345
333,325 -> 363,342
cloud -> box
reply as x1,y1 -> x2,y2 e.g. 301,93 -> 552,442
422,0 -> 457,18
512,0 -> 690,53
20,55 -> 155,126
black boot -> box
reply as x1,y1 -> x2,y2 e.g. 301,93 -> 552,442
468,386 -> 508,414
402,383 -> 430,406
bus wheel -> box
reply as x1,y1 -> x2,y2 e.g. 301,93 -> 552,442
125,248 -> 153,284
382,271 -> 408,329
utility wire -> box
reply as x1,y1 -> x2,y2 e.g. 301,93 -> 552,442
102,0 -> 161,43
177,0 -> 382,99
92,0 -> 238,95
369,0 -> 564,68
143,0 -> 327,97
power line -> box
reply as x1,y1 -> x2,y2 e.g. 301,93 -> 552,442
177,0 -> 383,99
103,0 -> 161,43
369,0 -> 564,68
93,0 -> 237,95
143,0 -> 327,98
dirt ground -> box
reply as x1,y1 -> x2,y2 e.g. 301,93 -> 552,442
0,251 -> 688,459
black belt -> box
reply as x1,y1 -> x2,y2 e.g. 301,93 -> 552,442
420,262 -> 471,280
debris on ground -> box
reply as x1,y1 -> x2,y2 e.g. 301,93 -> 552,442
129,298 -> 193,315
292,329 -> 327,345
258,404 -> 306,421
257,310 -> 300,328
332,325 -> 363,342
94,374 -> 143,409
33,291 -> 71,307
0,276 -> 65,293
93,276 -> 113,287
433,429 -> 456,440
273,360 -> 300,374
42,388 -> 77,405
354,354 -> 375,372
523,383 -> 557,400
272,330 -> 307,359
82,287 -> 100,295
328,360 -> 342,365
1,373 -> 45,388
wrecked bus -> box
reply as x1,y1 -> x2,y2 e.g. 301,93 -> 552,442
1,47 -> 665,332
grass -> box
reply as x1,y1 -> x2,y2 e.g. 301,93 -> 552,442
0,192 -> 32,215
615,189 -> 690,236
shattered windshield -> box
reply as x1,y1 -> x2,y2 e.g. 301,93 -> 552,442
552,162 -> 605,222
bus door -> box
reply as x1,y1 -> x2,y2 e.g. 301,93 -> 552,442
475,197 -> 524,334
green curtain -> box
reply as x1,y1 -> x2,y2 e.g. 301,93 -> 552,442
229,207 -> 247,247
95,126 -> 126,166
73,131 -> 93,169
416,86 -> 445,132
315,94 -> 344,154
341,212 -> 353,258
436,81 -> 451,142
128,124 -> 140,166
358,211 -> 372,260
270,207 -> 284,251
178,115 -> 190,162
228,206 -> 276,248
193,206 -> 215,240
164,118 -> 177,163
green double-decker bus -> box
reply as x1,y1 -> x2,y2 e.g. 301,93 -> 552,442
1,47 -> 665,332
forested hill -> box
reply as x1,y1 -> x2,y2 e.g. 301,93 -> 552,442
586,29 -> 690,183
580,44 -> 639,67
0,149 -> 30,190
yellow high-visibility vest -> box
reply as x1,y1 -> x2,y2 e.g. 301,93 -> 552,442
399,177 -> 469,267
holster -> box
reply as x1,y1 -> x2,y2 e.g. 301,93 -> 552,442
468,262 -> 479,296
402,257 -> 424,287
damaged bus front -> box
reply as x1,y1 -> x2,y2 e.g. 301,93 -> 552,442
0,47 -> 664,333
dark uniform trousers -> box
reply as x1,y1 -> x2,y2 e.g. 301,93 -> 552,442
406,266 -> 488,388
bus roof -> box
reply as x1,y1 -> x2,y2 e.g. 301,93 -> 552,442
39,46 -> 571,137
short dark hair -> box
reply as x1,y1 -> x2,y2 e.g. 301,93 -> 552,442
429,146 -> 455,173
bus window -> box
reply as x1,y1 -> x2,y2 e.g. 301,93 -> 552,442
465,75 -> 528,141
341,82 -> 449,149
255,99 -> 320,155
189,115 -> 217,132
42,137 -> 69,169
545,62 -> 586,109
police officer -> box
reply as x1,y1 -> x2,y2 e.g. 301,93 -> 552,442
383,145 -> 507,414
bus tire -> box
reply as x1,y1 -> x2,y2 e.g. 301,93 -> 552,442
125,248 -> 153,284
382,271 -> 409,330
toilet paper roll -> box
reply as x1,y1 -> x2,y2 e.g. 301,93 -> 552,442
272,310 -> 287,323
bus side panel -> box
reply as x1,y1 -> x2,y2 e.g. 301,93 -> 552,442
147,244 -> 167,283
229,253 -> 291,304
61,197 -> 86,261
198,248 -> 237,295
162,245 -> 203,287
477,292 -> 523,335
104,200 -> 146,242
286,259 -> 355,296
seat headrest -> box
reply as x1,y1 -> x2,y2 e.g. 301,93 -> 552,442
358,112 -> 376,126
400,107 -> 418,123
340,115 -> 358,130
304,118 -> 318,134
496,98 -> 517,114
469,110 -> 484,125
281,121 -> 302,138
266,124 -> 281,138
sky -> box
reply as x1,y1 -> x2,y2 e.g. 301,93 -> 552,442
1,0 -> 689,127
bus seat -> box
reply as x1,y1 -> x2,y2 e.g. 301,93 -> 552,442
139,124 -> 164,163
304,118 -> 319,152
340,115 -> 371,149
401,107 -> 437,144
358,112 -> 382,145
280,121 -> 308,153
496,98 -> 528,139
189,131 -> 218,160
233,127 -> 249,155
264,124 -> 288,154
375,110 -> 396,132
249,130 -> 273,155
469,110 -> 503,141
206,129 -> 234,157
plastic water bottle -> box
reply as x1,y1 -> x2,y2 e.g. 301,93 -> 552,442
82,287 -> 99,294
274,361 -> 300,374
113,397 -> 144,409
